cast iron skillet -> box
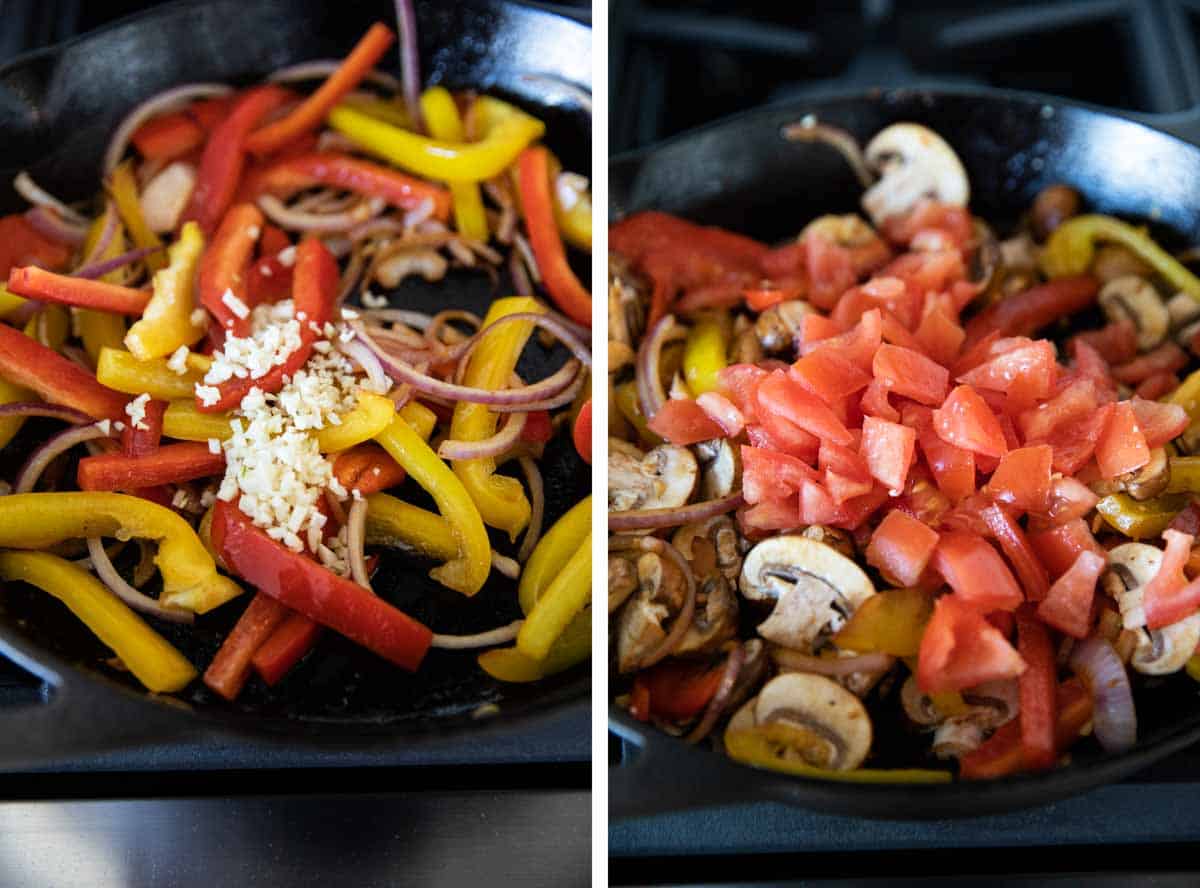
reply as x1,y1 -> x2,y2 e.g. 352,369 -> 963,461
610,88 -> 1200,820
0,0 -> 590,770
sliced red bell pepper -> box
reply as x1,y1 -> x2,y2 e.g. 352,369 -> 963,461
981,503 -> 1051,602
199,203 -> 264,335
245,23 -> 395,156
183,84 -> 294,235
517,145 -> 592,327
131,111 -> 205,163
332,443 -> 407,496
245,254 -> 293,305
77,441 -> 225,491
200,237 -> 337,412
0,323 -> 128,421
631,658 -> 725,721
7,266 -> 151,315
521,409 -> 555,444
258,224 -> 291,257
252,611 -> 321,686
1015,608 -> 1057,771
121,399 -> 166,457
962,275 -> 1100,347
572,400 -> 592,463
203,591 -> 291,701
188,94 -> 238,131
211,499 -> 432,670
0,214 -> 73,276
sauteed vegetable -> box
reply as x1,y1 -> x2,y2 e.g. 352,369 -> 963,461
0,16 -> 592,704
609,120 -> 1200,781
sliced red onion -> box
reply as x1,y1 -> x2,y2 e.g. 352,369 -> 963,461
77,203 -> 119,271
488,371 -> 586,413
438,411 -> 527,460
772,648 -> 896,677
13,172 -> 88,225
609,491 -> 746,532
75,245 -> 162,280
781,119 -> 875,189
362,308 -> 434,329
257,194 -> 380,232
0,402 -> 91,424
394,0 -> 424,131
1070,637 -> 1136,754
24,206 -> 87,246
267,60 -> 401,93
15,423 -> 114,493
347,498 -> 372,591
348,216 -> 407,243
513,230 -> 542,283
516,455 -> 545,563
6,299 -> 43,327
427,309 -> 483,345
103,83 -> 233,174
509,249 -> 534,297
490,551 -> 520,580
337,243 -> 369,305
455,311 -> 592,372
430,619 -> 524,650
636,314 -> 679,419
86,538 -> 194,624
686,644 -> 746,745
338,337 -> 389,394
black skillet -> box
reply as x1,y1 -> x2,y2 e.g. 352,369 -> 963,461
0,0 -> 591,771
610,88 -> 1200,820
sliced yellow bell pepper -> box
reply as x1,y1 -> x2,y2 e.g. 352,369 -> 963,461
25,304 -> 69,351
682,315 -> 729,396
124,221 -> 206,360
0,376 -> 32,450
549,151 -> 591,252
0,492 -> 242,613
519,495 -> 591,615
420,87 -> 489,241
399,399 -> 437,441
364,491 -> 457,561
1096,492 -> 1188,539
0,551 -> 197,693
833,587 -> 933,657
1168,456 -> 1200,493
614,379 -> 662,447
314,390 -> 396,453
108,160 -> 165,273
327,95 -> 545,182
340,93 -> 411,128
449,296 -> 541,540
77,309 -> 127,367
162,399 -> 233,442
724,726 -> 951,784
1169,369 -> 1200,420
1041,214 -> 1200,301
517,531 -> 591,660
478,608 -> 590,682
97,346 -> 204,400
0,285 -> 26,319
375,415 -> 491,595
1187,653 -> 1200,683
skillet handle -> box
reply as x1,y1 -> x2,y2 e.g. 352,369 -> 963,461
1134,109 -> 1200,147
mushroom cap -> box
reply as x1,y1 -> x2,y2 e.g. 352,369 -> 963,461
1107,542 -> 1163,630
1098,275 -> 1169,352
1132,613 -> 1200,675
753,672 -> 873,770
696,438 -> 741,500
861,123 -> 969,227
608,442 -> 698,512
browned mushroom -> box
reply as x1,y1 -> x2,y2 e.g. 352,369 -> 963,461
608,440 -> 698,513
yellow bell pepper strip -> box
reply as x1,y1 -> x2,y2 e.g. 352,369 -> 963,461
478,609 -> 590,682
364,492 -> 457,560
682,315 -> 730,396
1187,653 -> 1200,683
833,587 -> 933,657
314,390 -> 396,453
0,285 -> 26,318
97,346 -> 205,400
420,87 -> 489,241
614,379 -> 662,447
340,94 -> 410,128
549,151 -> 591,252
162,399 -> 232,443
449,296 -> 541,539
108,160 -> 165,273
517,145 -> 593,327
724,725 -> 952,784
1169,368 -> 1200,420
375,415 -> 491,595
124,221 -> 206,361
519,495 -> 592,615
0,376 -> 32,450
0,492 -> 242,614
25,304 -> 70,351
517,531 -> 591,660
77,309 -> 126,367
1096,492 -> 1189,539
0,551 -> 197,693
326,95 -> 545,182
1042,215 -> 1200,301
400,400 -> 437,441
1168,456 -> 1200,493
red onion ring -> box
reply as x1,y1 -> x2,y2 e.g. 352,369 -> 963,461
490,551 -> 521,580
75,245 -> 163,280
0,402 -> 92,424
362,308 -> 434,329
77,203 -> 119,271
609,491 -> 745,532
1070,637 -> 1136,754
347,498 -> 372,590
348,217 -> 407,243
267,60 -> 401,92
24,206 -> 87,246
13,172 -> 89,225
772,648 -> 896,677
394,0 -> 424,131
685,645 -> 746,745
430,619 -> 524,650
337,338 -> 389,394
488,372 -> 586,413
636,314 -> 679,419
15,423 -> 114,493
438,411 -> 527,460
86,538 -> 194,624
454,311 -> 592,372
513,231 -> 541,283
781,119 -> 876,189
257,194 -> 381,232
509,249 -> 534,297
426,309 -> 483,346
103,83 -> 233,174
516,456 -> 545,563
610,536 -> 697,670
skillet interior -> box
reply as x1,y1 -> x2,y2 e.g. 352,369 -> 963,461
0,0 -> 591,750
609,88 -> 1200,819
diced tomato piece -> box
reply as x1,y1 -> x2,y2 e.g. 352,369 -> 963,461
1034,403 -> 1112,475
917,594 -> 1027,695
797,313 -> 844,350
1095,401 -> 1150,479
882,248 -> 966,300
646,398 -> 725,445
1017,378 -> 1098,442
879,308 -> 926,351
832,483 -> 892,531
799,479 -> 844,526
744,286 -> 802,312
1135,372 -> 1180,401
756,370 -> 854,446
745,420 -> 820,464
1129,397 -> 1189,448
933,385 -> 1008,458
882,200 -> 974,248
802,232 -> 858,310
1069,320 -> 1138,365
867,510 -> 940,587
894,476 -> 952,528
1143,528 -> 1195,629
790,349 -> 872,403
958,339 -> 1057,400
1028,518 -> 1106,580
1068,339 -> 1115,394
1112,342 -> 1189,385
872,343 -> 950,407
985,444 -> 1053,513
824,468 -> 874,504
932,531 -> 1024,611
860,378 -> 900,422
963,275 -> 1100,346
918,428 -> 976,504
696,391 -> 745,437
818,437 -> 871,480
914,305 -> 965,368
741,445 -> 819,504
803,308 -> 882,371
860,416 -> 916,492
951,330 -> 1005,378
981,504 -> 1051,602
1036,550 -> 1105,638
739,496 -> 800,533
1045,475 -> 1100,525
717,363 -> 770,422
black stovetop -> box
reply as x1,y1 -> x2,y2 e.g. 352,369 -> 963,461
610,1 -> 1200,879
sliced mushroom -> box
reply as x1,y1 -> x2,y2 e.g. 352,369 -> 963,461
755,300 -> 816,353
1167,291 -> 1200,331
968,219 -> 1002,296
729,326 -> 765,364
1092,245 -> 1154,284
608,254 -> 647,348
726,639 -> 769,715
751,672 -> 873,770
695,438 -> 741,500
675,572 -> 739,655
861,124 -> 969,227
900,675 -> 943,727
741,536 -> 876,652
1114,447 -> 1170,501
931,681 -> 1018,759
999,232 -> 1039,277
673,515 -> 745,583
608,441 -> 698,512
1131,613 -> 1200,675
615,549 -> 687,673
800,525 -> 856,561
1098,276 -> 1169,352
608,552 -> 639,614
1106,542 -> 1163,630
1029,184 -> 1081,241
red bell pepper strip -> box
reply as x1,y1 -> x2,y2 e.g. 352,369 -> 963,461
188,95 -> 238,131
251,152 -> 452,221
131,111 -> 205,163
245,255 -> 293,306
1015,608 -> 1057,771
521,409 -> 554,444
182,84 -> 294,235
245,23 -> 395,156
7,266 -> 151,315
0,323 -> 127,421
572,400 -> 592,463
252,612 -> 322,686
963,275 -> 1100,347
258,224 -> 291,258
199,237 -> 338,412
517,145 -> 592,327
77,441 -> 226,491
203,592 -> 291,700
332,443 -> 407,496
630,658 -> 725,722
199,203 -> 264,335
121,399 -> 166,457
211,499 -> 432,671
0,214 -> 73,277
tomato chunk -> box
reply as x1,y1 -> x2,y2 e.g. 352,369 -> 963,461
741,445 -> 819,504
917,594 -> 1027,694
791,349 -> 872,403
1028,518 -> 1106,580
984,444 -> 1053,514
1036,550 -> 1105,638
1095,401 -> 1150,479
981,504 -> 1051,602
866,510 -> 940,587
860,415 -> 916,492
933,385 -> 1008,459
646,398 -> 725,445
1144,528 -> 1196,629
756,370 -> 854,446
873,344 -> 950,406
932,531 -> 1024,611
1129,397 -> 1189,448
958,339 -> 1057,401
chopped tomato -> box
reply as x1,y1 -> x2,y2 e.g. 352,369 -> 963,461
756,370 -> 854,446
933,384 -> 1008,459
1036,550 -> 1105,638
985,444 -> 1053,513
646,398 -> 725,446
819,437 -> 871,481
745,419 -> 820,464
1144,529 -> 1195,629
696,391 -> 745,437
825,468 -> 874,504
739,497 -> 800,533
866,510 -> 940,587
860,416 -> 916,492
932,531 -> 1024,612
632,658 -> 725,722
860,378 -> 900,422
958,339 -> 1057,400
879,308 -> 926,352
1095,401 -> 1150,479
797,313 -> 844,350
1068,320 -> 1137,365
917,593 -> 1027,695
800,479 -> 843,526
914,306 -> 965,368
917,427 -> 975,503
802,308 -> 882,371
1045,475 -> 1100,525
1027,518 -> 1105,580
801,232 -> 858,311
981,504 -> 1051,602
717,363 -> 770,422
791,349 -> 872,403
873,343 -> 949,406
962,275 -> 1100,346
741,445 -> 819,504
1017,378 -> 1098,442
1128,397 -> 1189,448
745,285 -> 804,312
881,200 -> 974,248
1111,341 -> 1189,385
1035,403 -> 1113,475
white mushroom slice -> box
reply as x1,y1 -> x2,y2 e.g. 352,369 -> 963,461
752,673 -> 873,770
932,718 -> 987,759
672,515 -> 744,583
1098,276 -> 1169,352
1167,291 -> 1200,331
1106,542 -> 1163,629
741,536 -> 876,652
861,124 -> 969,227
675,573 -> 739,655
1115,447 -> 1170,501
1131,613 -> 1200,676
615,550 -> 687,673
695,438 -> 741,500
608,442 -> 698,512
755,300 -> 816,353
726,696 -> 757,735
